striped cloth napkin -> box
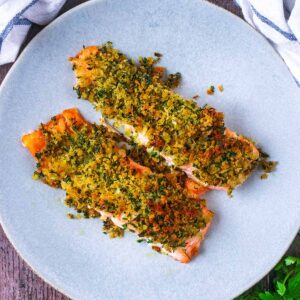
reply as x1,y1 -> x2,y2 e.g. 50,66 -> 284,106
0,0 -> 66,65
236,0 -> 300,87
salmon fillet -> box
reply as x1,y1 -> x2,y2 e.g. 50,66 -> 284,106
69,43 -> 260,192
22,108 -> 213,263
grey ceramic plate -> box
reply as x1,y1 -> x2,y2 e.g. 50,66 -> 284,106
0,0 -> 300,299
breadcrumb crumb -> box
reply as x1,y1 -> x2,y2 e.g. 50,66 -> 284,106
207,86 -> 215,95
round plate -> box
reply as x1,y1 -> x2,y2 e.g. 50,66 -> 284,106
0,0 -> 299,299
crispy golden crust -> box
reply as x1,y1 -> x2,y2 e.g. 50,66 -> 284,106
22,108 -> 213,262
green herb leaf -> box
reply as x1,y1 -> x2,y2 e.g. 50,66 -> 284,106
285,256 -> 297,266
258,291 -> 276,300
276,281 -> 286,296
287,272 -> 300,298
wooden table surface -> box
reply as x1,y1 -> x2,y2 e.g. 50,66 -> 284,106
0,1 -> 299,299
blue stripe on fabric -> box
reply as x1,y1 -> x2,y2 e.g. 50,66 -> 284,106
0,0 -> 39,50
15,18 -> 33,26
296,80 -> 300,87
251,5 -> 297,41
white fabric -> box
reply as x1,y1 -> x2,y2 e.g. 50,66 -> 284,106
236,0 -> 300,86
0,0 -> 66,65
